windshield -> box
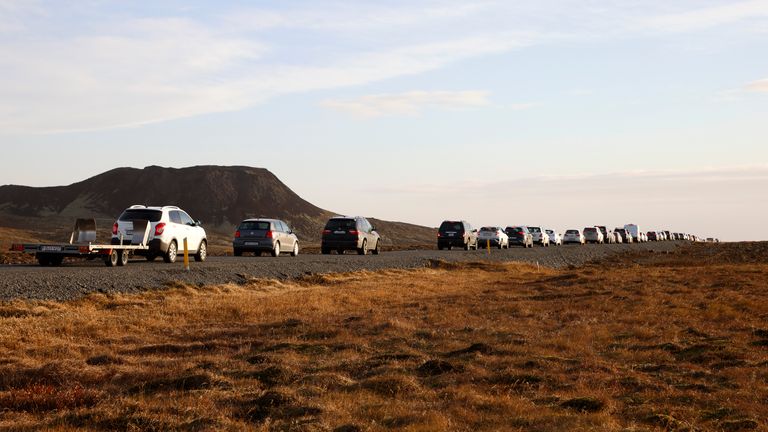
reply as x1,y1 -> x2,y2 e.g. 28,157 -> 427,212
528,227 -> 541,233
119,209 -> 162,223
239,221 -> 271,230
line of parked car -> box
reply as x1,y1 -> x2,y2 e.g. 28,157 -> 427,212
437,220 -> 708,250
107,205 -> 712,263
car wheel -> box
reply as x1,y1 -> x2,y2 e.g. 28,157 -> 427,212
337,249 -> 345,255
372,241 -> 380,255
358,239 -> 368,255
37,255 -> 51,266
438,245 -> 444,250
195,240 -> 207,262
164,241 -> 178,263
291,242 -> 299,257
233,249 -> 242,257
271,242 -> 281,257
321,247 -> 330,255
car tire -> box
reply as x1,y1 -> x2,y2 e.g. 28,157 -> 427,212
164,240 -> 178,263
372,241 -> 380,255
337,249 -> 345,255
271,242 -> 280,257
321,248 -> 330,255
37,255 -> 51,266
358,239 -> 368,255
105,249 -> 118,267
291,242 -> 299,257
195,240 -> 207,262
233,249 -> 242,257
446,244 -> 452,251
438,245 -> 444,250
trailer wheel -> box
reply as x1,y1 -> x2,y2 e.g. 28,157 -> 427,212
117,250 -> 129,266
105,249 -> 119,267
37,255 -> 51,266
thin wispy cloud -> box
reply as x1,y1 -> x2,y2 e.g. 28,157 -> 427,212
642,0 -> 768,33
746,78 -> 768,92
1,1 -> 766,133
321,90 -> 489,117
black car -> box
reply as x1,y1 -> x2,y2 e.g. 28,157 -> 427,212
321,216 -> 381,255
437,220 -> 478,250
505,226 -> 533,248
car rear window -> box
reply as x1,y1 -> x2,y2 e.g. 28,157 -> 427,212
480,227 -> 497,232
546,230 -> 553,234
119,209 -> 162,223
528,227 -> 541,232
325,219 -> 356,230
439,222 -> 464,232
239,221 -> 271,230
584,228 -> 597,233
566,230 -> 579,234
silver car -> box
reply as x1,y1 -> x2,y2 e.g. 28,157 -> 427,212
233,218 -> 299,257
528,226 -> 550,246
477,226 -> 509,249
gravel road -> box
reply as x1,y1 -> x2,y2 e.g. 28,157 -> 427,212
0,242 -> 683,301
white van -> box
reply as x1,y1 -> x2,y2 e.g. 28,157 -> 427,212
624,224 -> 641,243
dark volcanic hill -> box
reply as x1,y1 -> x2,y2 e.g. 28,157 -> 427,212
0,166 -> 436,246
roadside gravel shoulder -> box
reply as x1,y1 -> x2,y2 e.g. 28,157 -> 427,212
0,242 -> 684,301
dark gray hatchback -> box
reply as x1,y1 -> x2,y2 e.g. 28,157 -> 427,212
321,216 -> 380,255
233,218 -> 299,257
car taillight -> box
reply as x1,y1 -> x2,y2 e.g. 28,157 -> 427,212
266,230 -> 273,239
517,231 -> 523,235
348,230 -> 359,236
112,222 -> 118,235
322,229 -> 331,235
11,244 -> 24,252
155,223 -> 166,236
235,230 -> 241,238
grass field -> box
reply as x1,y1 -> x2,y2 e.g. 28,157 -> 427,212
0,243 -> 766,431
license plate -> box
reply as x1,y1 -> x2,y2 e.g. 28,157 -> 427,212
245,242 -> 259,246
334,230 -> 346,234
40,245 -> 62,252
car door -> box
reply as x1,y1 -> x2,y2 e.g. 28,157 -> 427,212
283,221 -> 296,249
179,211 -> 201,251
278,220 -> 293,249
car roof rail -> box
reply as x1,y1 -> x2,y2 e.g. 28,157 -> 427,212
129,204 -> 146,209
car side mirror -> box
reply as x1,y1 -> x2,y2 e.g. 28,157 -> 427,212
371,226 -> 376,232
196,220 -> 202,226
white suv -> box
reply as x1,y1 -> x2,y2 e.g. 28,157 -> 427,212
111,205 -> 207,263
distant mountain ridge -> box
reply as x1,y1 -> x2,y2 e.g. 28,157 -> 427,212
0,165 -> 436,246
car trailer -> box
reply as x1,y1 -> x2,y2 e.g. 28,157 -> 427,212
10,218 -> 151,267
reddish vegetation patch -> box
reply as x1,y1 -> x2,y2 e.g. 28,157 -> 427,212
0,242 -> 765,431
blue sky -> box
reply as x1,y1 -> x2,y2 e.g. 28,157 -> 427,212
1,1 -> 767,240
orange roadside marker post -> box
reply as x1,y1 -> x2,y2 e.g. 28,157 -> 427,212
183,237 -> 190,271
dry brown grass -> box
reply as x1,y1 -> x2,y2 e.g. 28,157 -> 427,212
0,244 -> 766,431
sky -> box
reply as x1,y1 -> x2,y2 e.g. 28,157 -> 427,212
1,0 -> 767,240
